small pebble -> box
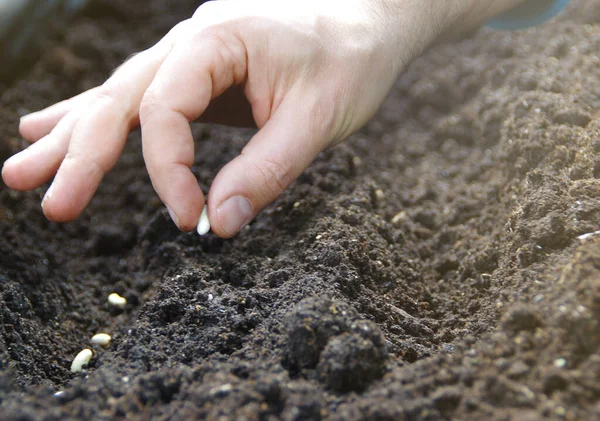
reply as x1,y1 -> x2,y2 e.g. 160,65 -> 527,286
91,333 -> 112,346
71,349 -> 93,373
197,205 -> 210,235
53,391 -> 64,398
108,293 -> 127,308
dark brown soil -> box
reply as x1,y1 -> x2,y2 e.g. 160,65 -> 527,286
1,1 -> 599,419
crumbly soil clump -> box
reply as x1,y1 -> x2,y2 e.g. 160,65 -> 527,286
1,1 -> 599,419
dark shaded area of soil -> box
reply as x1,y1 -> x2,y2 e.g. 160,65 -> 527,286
0,0 -> 599,419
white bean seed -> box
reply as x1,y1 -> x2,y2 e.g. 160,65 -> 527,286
108,293 -> 127,308
554,358 -> 567,368
71,349 -> 93,373
91,333 -> 112,346
577,229 -> 600,241
197,205 -> 211,235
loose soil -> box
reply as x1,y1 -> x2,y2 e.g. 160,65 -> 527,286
1,1 -> 599,419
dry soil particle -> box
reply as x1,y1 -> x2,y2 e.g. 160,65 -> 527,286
0,0 -> 599,420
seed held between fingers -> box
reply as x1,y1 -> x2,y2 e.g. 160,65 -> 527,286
197,204 -> 210,235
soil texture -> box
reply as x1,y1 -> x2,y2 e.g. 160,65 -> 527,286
1,0 -> 599,419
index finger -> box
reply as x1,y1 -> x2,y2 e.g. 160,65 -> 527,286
140,29 -> 248,232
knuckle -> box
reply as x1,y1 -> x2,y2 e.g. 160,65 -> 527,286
167,20 -> 190,38
139,90 -> 160,122
309,92 -> 340,140
253,156 -> 292,199
193,0 -> 215,17
92,86 -> 117,106
63,152 -> 107,178
192,0 -> 225,21
192,29 -> 247,86
90,85 -> 128,118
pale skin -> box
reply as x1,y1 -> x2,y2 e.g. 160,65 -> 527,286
1,0 -> 527,237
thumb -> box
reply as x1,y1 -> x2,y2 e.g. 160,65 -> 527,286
207,98 -> 332,238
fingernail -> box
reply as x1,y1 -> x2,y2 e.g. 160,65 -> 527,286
166,205 -> 180,228
41,184 -> 54,209
217,196 -> 253,236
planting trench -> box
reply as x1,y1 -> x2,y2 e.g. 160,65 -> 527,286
0,0 -> 599,419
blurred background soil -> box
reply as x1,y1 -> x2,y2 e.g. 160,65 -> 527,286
0,0 -> 599,419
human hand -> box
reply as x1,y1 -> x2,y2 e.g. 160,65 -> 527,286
1,0 -> 524,237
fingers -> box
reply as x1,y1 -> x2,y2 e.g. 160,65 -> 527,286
207,94 -> 329,238
2,110 -> 80,190
41,42 -> 173,222
16,20 -> 186,145
19,88 -> 99,143
140,31 -> 248,231
40,98 -> 129,221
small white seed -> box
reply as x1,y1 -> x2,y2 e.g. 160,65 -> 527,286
391,211 -> 407,224
554,358 -> 567,368
197,205 -> 211,235
108,293 -> 127,308
577,229 -> 600,241
71,349 -> 93,373
91,333 -> 112,346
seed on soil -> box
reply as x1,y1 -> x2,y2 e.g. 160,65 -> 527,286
209,383 -> 233,397
108,293 -> 127,307
70,349 -> 93,373
577,229 -> 600,241
197,205 -> 210,235
554,358 -> 567,368
91,333 -> 112,346
391,211 -> 407,224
